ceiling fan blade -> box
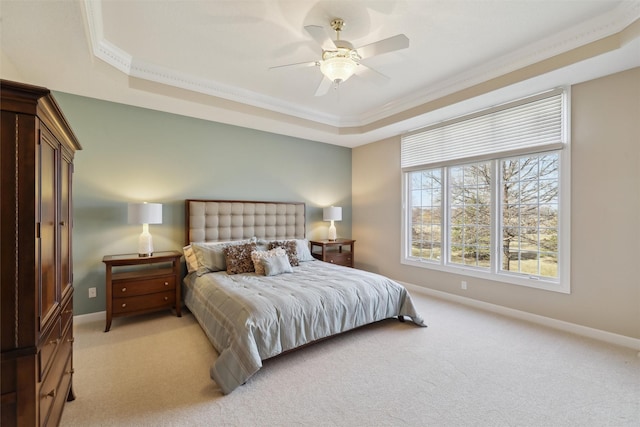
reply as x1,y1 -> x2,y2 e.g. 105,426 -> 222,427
269,60 -> 318,70
356,34 -> 409,59
314,77 -> 333,97
304,25 -> 336,49
354,63 -> 390,85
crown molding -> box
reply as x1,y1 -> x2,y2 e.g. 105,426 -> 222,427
81,0 -> 340,127
348,1 -> 640,127
82,0 -> 639,131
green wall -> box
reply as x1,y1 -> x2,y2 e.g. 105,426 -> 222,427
53,92 -> 352,315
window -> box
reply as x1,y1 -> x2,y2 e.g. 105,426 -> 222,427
402,89 -> 570,293
448,161 -> 492,268
410,169 -> 442,261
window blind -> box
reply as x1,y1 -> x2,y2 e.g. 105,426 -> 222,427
401,88 -> 566,169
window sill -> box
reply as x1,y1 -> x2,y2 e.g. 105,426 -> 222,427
401,257 -> 570,294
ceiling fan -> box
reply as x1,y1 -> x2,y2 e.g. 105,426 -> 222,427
271,18 -> 409,96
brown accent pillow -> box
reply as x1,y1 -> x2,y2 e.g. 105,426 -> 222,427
224,242 -> 257,274
268,240 -> 299,266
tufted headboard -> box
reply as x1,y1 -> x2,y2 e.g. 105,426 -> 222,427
185,199 -> 306,244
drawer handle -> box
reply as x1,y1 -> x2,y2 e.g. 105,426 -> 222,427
66,368 -> 75,375
121,303 -> 127,308
43,389 -> 56,399
64,309 -> 73,314
67,337 -> 75,343
164,281 -> 169,286
122,287 -> 127,292
49,338 -> 60,346
330,260 -> 334,263
164,297 -> 169,301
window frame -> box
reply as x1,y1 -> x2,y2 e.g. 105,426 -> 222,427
401,89 -> 571,294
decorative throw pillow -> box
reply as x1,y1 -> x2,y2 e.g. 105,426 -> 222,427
224,242 -> 257,274
251,247 -> 286,275
261,252 -> 293,276
268,240 -> 299,266
183,245 -> 199,273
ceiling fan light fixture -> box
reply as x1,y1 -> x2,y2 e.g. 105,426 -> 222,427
272,17 -> 408,95
320,56 -> 357,84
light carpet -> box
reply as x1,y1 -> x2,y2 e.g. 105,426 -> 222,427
60,293 -> 639,426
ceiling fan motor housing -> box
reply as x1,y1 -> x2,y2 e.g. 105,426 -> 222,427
330,18 -> 345,33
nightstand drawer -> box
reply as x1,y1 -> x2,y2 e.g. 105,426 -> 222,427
113,276 -> 175,297
324,252 -> 352,266
113,291 -> 175,315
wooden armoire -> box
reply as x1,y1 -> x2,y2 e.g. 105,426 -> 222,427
1,80 -> 82,426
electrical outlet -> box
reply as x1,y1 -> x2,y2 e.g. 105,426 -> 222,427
461,281 -> 467,290
88,287 -> 97,298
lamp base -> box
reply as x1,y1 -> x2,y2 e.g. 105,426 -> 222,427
138,228 -> 154,257
328,222 -> 337,241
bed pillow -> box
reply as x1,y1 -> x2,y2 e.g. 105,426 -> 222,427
183,245 -> 199,273
251,247 -> 286,275
261,252 -> 293,276
255,238 -> 270,252
268,240 -> 299,266
295,239 -> 315,262
191,240 -> 250,275
224,242 -> 257,274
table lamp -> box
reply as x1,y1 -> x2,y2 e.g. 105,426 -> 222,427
323,206 -> 342,241
128,202 -> 162,256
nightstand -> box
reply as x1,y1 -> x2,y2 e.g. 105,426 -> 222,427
310,239 -> 355,267
102,250 -> 182,332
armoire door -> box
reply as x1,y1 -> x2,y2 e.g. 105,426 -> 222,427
38,125 -> 60,331
60,149 -> 73,296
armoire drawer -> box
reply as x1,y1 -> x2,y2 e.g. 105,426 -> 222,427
39,317 -> 62,381
39,337 -> 72,426
61,295 -> 73,333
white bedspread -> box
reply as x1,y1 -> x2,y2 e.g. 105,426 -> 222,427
183,261 -> 426,394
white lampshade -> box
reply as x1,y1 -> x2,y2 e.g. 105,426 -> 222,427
323,206 -> 342,241
323,206 -> 342,221
128,202 -> 162,257
128,202 -> 162,225
320,57 -> 357,83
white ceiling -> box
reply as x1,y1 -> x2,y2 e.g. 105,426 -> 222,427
1,0 -> 639,147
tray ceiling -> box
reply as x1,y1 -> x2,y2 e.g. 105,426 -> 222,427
1,0 -> 639,147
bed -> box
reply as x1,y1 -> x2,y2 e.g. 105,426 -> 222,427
183,199 -> 426,394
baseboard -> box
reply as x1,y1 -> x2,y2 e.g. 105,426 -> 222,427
75,287 -> 640,353
74,311 -> 105,325
402,282 -> 640,352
